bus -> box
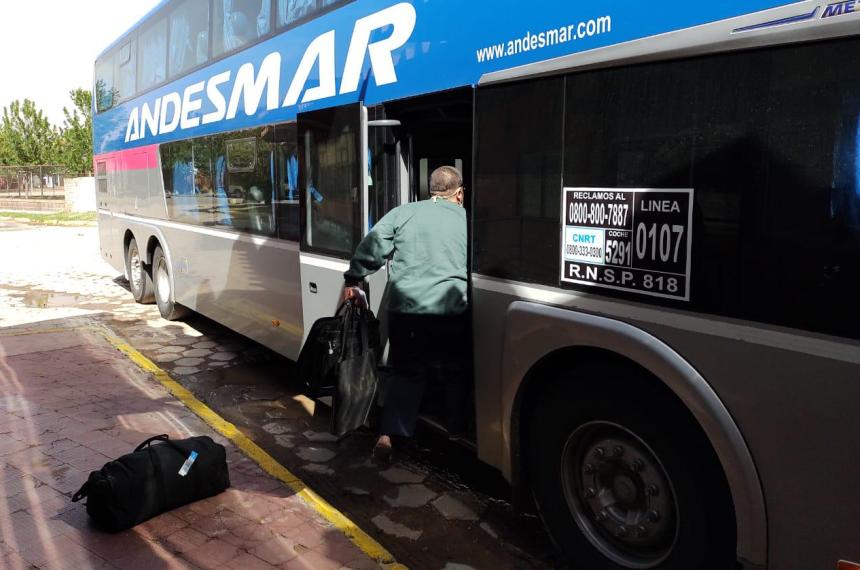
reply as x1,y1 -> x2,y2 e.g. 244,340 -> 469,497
93,1 -> 860,568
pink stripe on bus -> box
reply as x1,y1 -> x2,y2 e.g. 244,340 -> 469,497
93,144 -> 160,172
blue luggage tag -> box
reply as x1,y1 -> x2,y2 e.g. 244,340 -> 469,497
178,451 -> 198,477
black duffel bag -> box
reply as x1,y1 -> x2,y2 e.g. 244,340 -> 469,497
297,302 -> 349,399
71,434 -> 230,532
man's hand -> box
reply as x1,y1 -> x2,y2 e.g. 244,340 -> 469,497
341,286 -> 368,309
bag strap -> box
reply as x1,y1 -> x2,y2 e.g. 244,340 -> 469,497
337,303 -> 355,362
71,481 -> 89,502
135,434 -> 189,458
134,434 -> 170,452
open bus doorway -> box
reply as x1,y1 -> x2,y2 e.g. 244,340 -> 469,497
368,87 -> 476,443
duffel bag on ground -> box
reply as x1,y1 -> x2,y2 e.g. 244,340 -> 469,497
71,434 -> 230,532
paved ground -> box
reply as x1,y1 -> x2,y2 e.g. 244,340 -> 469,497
0,221 -> 556,569
0,325 -> 379,569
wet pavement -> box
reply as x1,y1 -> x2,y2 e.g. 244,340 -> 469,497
0,222 -> 557,569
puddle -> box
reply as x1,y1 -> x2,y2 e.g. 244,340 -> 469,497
22,290 -> 80,308
3,284 -> 115,310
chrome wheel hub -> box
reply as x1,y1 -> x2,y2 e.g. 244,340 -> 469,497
562,421 -> 679,568
129,246 -> 142,293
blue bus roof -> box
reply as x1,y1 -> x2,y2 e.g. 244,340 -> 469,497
94,0 -> 809,154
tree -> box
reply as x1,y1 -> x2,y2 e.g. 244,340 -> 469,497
0,99 -> 59,166
57,89 -> 93,175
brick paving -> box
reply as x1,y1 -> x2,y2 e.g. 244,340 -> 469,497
0,324 -> 381,570
0,221 -> 556,569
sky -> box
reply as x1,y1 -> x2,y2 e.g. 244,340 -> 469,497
0,0 -> 162,126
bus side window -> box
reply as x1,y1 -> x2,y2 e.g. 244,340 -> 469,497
213,0 -> 271,57
161,140 -> 213,225
168,0 -> 210,78
218,131 -> 274,236
159,129 -> 275,236
138,17 -> 167,91
274,123 -> 300,241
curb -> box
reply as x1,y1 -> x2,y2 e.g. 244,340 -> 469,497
103,330 -> 406,570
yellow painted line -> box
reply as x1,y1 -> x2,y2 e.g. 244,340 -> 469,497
100,331 -> 406,569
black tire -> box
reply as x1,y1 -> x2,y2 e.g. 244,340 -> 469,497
124,238 -> 154,304
152,245 -> 188,321
528,362 -> 736,570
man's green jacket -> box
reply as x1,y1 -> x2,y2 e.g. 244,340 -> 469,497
344,198 -> 467,315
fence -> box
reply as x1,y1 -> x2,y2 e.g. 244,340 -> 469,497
0,165 -> 66,199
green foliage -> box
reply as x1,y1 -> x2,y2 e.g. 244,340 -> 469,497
0,210 -> 97,224
0,90 -> 93,175
57,89 -> 93,175
0,99 -> 59,166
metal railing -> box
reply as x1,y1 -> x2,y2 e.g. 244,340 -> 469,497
0,165 -> 66,199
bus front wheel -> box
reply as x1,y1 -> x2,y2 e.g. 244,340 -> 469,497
125,238 -> 153,304
528,363 -> 736,570
152,245 -> 188,321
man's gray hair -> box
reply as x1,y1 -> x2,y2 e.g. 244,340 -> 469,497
429,166 -> 463,196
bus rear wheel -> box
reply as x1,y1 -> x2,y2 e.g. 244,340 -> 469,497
125,238 -> 153,304
528,363 -> 735,570
152,245 -> 188,321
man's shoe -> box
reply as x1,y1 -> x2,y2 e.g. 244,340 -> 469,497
373,435 -> 393,463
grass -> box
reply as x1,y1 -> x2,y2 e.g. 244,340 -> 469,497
0,210 -> 97,224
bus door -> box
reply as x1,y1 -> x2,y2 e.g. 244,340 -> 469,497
297,103 -> 367,337
371,89 -> 475,436
362,108 -> 410,358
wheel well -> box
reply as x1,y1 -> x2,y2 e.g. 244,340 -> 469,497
512,346 -> 731,512
122,229 -> 135,255
122,230 -> 161,269
145,236 -> 162,267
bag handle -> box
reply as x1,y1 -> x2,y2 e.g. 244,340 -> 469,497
335,300 -> 352,316
71,482 -> 88,502
339,304 -> 374,360
134,434 -> 170,452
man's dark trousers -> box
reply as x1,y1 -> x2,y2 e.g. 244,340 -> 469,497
380,312 -> 469,437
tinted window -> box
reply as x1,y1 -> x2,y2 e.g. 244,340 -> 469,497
473,77 -> 564,285
227,138 -> 257,171
220,129 -> 275,235
169,0 -> 210,78
277,0 -> 343,28
299,105 -> 362,258
114,41 -> 136,103
95,56 -> 115,113
565,40 -> 860,338
162,140 -> 212,224
213,0 -> 271,57
476,38 -> 860,339
161,128 -> 276,236
273,123 -> 301,241
139,18 -> 168,91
